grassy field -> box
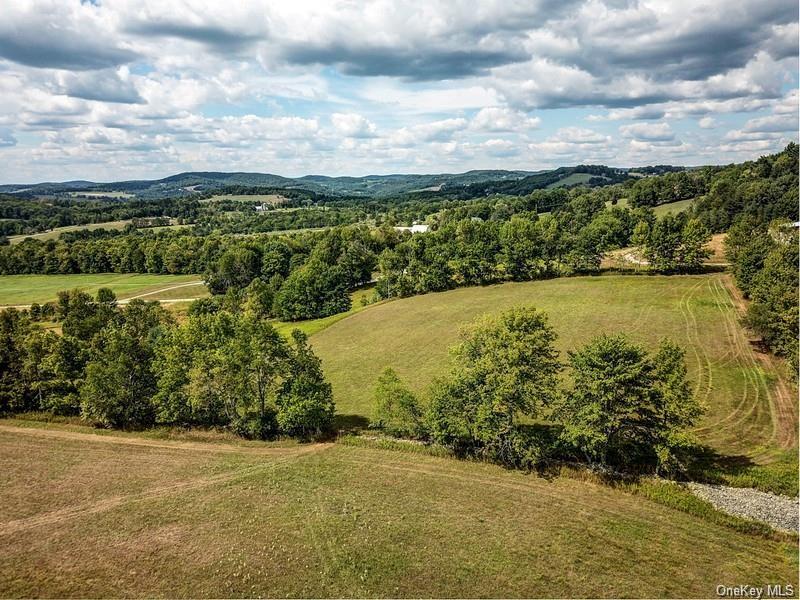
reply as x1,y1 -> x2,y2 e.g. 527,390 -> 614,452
204,194 -> 289,205
273,286 -> 377,338
652,198 -> 696,216
0,274 -> 206,306
0,419 -> 795,598
68,191 -> 135,199
311,273 -> 796,461
8,220 -> 133,244
546,172 -> 595,188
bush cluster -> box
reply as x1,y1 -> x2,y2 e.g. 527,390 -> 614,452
371,307 -> 704,476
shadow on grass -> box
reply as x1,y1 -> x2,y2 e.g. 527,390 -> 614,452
598,264 -> 727,276
685,445 -> 798,496
335,413 -> 370,433
685,446 -> 751,483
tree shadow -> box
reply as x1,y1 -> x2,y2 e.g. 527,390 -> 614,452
335,413 -> 370,433
685,444 -> 757,483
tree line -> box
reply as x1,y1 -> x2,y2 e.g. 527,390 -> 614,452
373,307 -> 702,475
725,217 -> 799,368
0,202 -> 714,321
0,289 -> 334,439
0,195 -> 199,238
375,195 -> 711,299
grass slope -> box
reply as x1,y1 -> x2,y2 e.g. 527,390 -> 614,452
311,274 -> 796,461
652,198 -> 695,216
205,193 -> 289,204
0,420 -> 795,598
273,286 -> 376,338
8,220 -> 133,244
0,274 -> 205,305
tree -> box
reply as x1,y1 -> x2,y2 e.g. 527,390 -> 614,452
560,334 -> 702,472
206,246 -> 262,294
96,287 -> 117,306
642,214 -> 683,272
19,328 -> 61,412
650,339 -> 702,474
560,334 -> 654,468
0,309 -> 31,412
499,216 -> 547,281
677,218 -> 711,271
241,278 -> 276,319
427,307 -> 561,460
631,220 -> 650,248
373,367 -> 424,438
746,234 -> 799,365
273,259 -> 350,320
641,213 -> 710,273
80,301 -> 171,428
725,218 -> 772,296
217,316 -> 289,438
276,330 -> 335,438
58,289 -> 113,341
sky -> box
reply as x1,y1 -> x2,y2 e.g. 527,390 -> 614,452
0,0 -> 797,182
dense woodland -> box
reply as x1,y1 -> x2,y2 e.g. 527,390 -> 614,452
1,291 -> 333,439
0,144 -> 797,461
0,196 -> 198,237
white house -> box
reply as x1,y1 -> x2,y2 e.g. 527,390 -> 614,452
394,223 -> 429,234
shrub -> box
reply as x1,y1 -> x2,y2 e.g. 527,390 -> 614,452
373,368 -> 425,439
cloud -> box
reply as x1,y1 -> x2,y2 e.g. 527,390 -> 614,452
567,0 -> 797,81
0,1 -> 138,70
588,106 -> 666,121
481,138 -> 519,157
526,127 -> 613,159
742,113 -> 798,133
470,107 -> 540,132
331,113 -> 377,138
390,118 -> 467,146
121,3 -> 267,53
126,23 -> 261,51
283,44 -> 525,81
0,0 -> 795,180
619,122 -> 675,142
57,69 -> 144,104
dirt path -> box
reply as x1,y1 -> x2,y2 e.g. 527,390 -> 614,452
122,280 -> 205,300
0,423 -> 328,456
0,424 -> 329,536
721,275 -> 798,449
0,449 -> 325,537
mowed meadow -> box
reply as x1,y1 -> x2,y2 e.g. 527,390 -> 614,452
0,273 -> 208,306
311,273 -> 797,462
0,421 -> 796,598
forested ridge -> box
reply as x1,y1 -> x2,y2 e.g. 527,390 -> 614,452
1,145 -> 796,323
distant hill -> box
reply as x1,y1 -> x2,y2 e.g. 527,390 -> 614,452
0,164 -> 681,200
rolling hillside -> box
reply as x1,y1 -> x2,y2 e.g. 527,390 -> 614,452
310,274 -> 797,462
0,164 -> 667,200
0,420 -> 794,598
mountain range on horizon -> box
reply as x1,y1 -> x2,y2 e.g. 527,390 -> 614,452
0,163 -> 688,200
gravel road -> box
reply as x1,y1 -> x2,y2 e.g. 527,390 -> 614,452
687,482 -> 799,533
